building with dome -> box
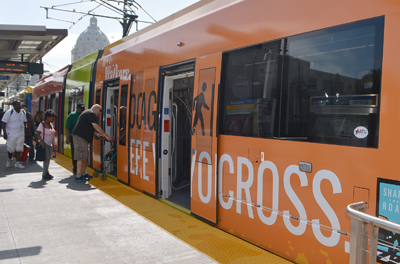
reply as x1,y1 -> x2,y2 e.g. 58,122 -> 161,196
71,17 -> 110,63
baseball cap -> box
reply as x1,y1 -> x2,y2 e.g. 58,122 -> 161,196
77,103 -> 86,111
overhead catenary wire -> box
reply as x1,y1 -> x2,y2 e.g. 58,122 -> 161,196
43,62 -> 60,72
131,0 -> 156,22
68,4 -> 102,29
41,0 -> 155,36
50,0 -> 93,8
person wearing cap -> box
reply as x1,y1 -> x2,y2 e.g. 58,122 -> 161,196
21,104 -> 36,162
72,104 -> 112,182
1,101 -> 27,169
65,102 -> 86,176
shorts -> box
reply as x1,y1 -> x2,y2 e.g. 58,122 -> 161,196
7,136 -> 24,153
72,135 -> 89,161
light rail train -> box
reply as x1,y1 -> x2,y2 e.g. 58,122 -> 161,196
30,0 -> 400,262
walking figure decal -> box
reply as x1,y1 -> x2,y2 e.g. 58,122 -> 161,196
193,82 -> 210,136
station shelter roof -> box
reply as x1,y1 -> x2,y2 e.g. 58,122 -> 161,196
0,24 -> 67,92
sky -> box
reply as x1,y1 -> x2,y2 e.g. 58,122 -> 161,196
1,0 -> 200,72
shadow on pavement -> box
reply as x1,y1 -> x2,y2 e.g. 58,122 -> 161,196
28,179 -> 49,189
0,188 -> 13,192
1,162 -> 44,177
0,246 -> 41,260
58,175 -> 96,191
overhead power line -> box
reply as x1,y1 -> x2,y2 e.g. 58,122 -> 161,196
43,62 -> 60,72
41,0 -> 156,37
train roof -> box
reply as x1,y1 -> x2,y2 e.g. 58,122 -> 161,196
69,50 -> 100,72
34,65 -> 70,88
99,0 -> 400,66
101,0 -> 222,56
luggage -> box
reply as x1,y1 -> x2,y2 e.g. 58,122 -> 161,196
14,143 -> 31,162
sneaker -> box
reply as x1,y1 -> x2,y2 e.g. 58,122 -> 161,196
6,159 -> 13,168
15,162 -> 25,169
42,174 -> 53,180
75,176 -> 88,182
84,174 -> 93,179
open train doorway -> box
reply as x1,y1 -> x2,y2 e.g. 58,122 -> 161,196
103,79 -> 119,176
160,67 -> 194,210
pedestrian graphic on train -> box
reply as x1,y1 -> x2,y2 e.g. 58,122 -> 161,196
2,101 -> 27,169
192,82 -> 209,136
36,109 -> 57,180
72,104 -> 112,182
65,102 -> 85,176
22,104 -> 36,162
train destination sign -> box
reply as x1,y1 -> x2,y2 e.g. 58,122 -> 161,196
0,61 -> 43,74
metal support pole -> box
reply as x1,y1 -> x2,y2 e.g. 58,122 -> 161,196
349,218 -> 358,264
368,226 -> 379,263
356,220 -> 368,263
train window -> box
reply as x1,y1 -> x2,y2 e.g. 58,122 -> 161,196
219,40 -> 282,138
39,97 -> 43,112
119,84 -> 128,146
67,93 -> 73,115
95,89 -> 101,105
50,94 -> 57,130
282,16 -> 383,147
68,86 -> 84,114
219,16 -> 383,148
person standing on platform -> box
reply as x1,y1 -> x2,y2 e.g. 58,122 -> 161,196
36,109 -> 57,180
72,104 -> 112,182
65,102 -> 85,176
2,101 -> 27,169
22,104 -> 35,162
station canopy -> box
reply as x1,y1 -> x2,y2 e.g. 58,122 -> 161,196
0,24 -> 67,91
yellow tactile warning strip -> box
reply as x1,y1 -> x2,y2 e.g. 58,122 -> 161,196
53,154 -> 293,264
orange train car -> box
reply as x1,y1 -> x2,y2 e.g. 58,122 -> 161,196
91,0 -> 400,263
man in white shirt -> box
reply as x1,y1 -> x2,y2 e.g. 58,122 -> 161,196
2,101 -> 27,169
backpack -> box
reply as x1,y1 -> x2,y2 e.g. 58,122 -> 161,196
9,108 -> 25,117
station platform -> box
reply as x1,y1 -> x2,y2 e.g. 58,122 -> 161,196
0,137 -> 292,264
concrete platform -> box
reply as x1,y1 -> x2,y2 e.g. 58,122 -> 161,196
0,137 -> 292,264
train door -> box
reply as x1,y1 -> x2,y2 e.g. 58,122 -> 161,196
129,68 -> 158,196
190,53 -> 221,223
160,62 -> 195,210
103,79 -> 120,175
92,86 -> 103,170
117,84 -> 129,183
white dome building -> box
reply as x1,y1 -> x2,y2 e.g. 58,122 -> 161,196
71,17 -> 110,63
